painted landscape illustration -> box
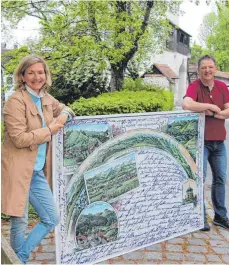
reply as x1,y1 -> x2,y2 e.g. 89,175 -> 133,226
166,116 -> 198,162
57,112 -> 204,263
182,179 -> 198,207
75,202 -> 118,251
63,123 -> 110,167
65,125 -> 198,238
85,153 -> 139,203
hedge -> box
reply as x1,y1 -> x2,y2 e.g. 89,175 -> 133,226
70,90 -> 174,116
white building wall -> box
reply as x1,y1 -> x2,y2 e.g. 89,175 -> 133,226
144,76 -> 170,89
2,74 -> 14,101
216,77 -> 229,87
150,51 -> 189,106
166,11 -> 179,26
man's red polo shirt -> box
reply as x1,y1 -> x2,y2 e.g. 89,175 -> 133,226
184,79 -> 229,140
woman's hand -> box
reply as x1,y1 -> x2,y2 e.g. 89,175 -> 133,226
56,113 -> 68,125
48,119 -> 64,135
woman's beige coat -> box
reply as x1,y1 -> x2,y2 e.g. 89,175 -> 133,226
1,89 -> 71,217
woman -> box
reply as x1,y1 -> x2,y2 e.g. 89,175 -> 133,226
1,55 -> 75,263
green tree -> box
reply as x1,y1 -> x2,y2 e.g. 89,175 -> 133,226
190,42 -> 208,64
206,5 -> 229,71
1,46 -> 30,92
198,12 -> 217,46
196,1 -> 229,71
2,0 -> 179,102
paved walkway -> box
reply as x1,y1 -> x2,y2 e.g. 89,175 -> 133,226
1,183 -> 229,265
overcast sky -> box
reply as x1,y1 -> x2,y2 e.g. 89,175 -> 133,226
179,0 -> 216,43
4,0 -> 216,48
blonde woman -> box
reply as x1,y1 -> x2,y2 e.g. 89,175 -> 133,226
1,55 -> 75,263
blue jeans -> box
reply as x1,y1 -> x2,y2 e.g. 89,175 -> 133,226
10,170 -> 59,264
203,141 -> 228,217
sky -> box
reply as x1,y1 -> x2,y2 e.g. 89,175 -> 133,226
3,0 -> 216,48
179,0 -> 216,44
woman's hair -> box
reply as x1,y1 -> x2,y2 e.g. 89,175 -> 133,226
13,54 -> 52,91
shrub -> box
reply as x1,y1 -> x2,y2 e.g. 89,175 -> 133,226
122,77 -> 163,92
70,89 -> 174,116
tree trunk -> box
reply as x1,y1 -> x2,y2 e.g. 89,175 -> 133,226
110,64 -> 126,92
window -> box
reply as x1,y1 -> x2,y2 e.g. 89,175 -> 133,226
178,31 -> 189,46
179,32 -> 184,43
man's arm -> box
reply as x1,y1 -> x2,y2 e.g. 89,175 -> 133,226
215,103 -> 229,119
182,97 -> 221,113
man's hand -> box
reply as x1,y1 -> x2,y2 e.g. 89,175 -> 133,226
183,97 -> 221,113
48,119 -> 64,135
208,104 -> 221,113
205,110 -> 214,116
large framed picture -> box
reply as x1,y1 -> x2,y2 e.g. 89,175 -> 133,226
52,111 -> 205,264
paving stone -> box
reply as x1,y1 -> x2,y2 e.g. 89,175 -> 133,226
2,204 -> 229,265
28,261 -> 43,264
166,244 -> 183,252
166,253 -> 184,261
180,261 -> 202,265
210,234 -> 223,240
187,245 -> 208,253
167,238 -> 185,244
145,252 -> 162,260
2,227 -> 10,233
32,246 -> 39,252
43,260 -> 56,264
193,233 -> 210,239
144,244 -> 162,251
162,260 -> 180,264
182,234 -> 192,239
41,245 -> 55,253
187,239 -> 207,245
219,229 -> 229,241
209,239 -> 229,247
3,236 -> 10,241
107,260 -> 133,265
98,260 -> 109,264
213,247 -> 229,255
222,255 -> 229,264
185,253 -> 206,262
35,252 -> 56,260
206,254 -> 222,262
122,251 -> 145,260
39,238 -> 52,245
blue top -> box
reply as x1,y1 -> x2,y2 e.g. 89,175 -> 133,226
27,87 -> 47,171
26,86 -> 72,171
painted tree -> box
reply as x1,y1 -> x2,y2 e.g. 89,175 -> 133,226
2,1 -> 179,101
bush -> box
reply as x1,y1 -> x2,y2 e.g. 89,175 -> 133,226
122,77 -> 163,92
70,89 -> 174,116
1,204 -> 38,221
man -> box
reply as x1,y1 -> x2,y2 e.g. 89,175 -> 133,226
183,55 -> 229,231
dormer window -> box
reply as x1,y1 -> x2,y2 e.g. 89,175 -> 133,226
178,30 -> 189,46
179,32 -> 184,43
166,22 -> 191,56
